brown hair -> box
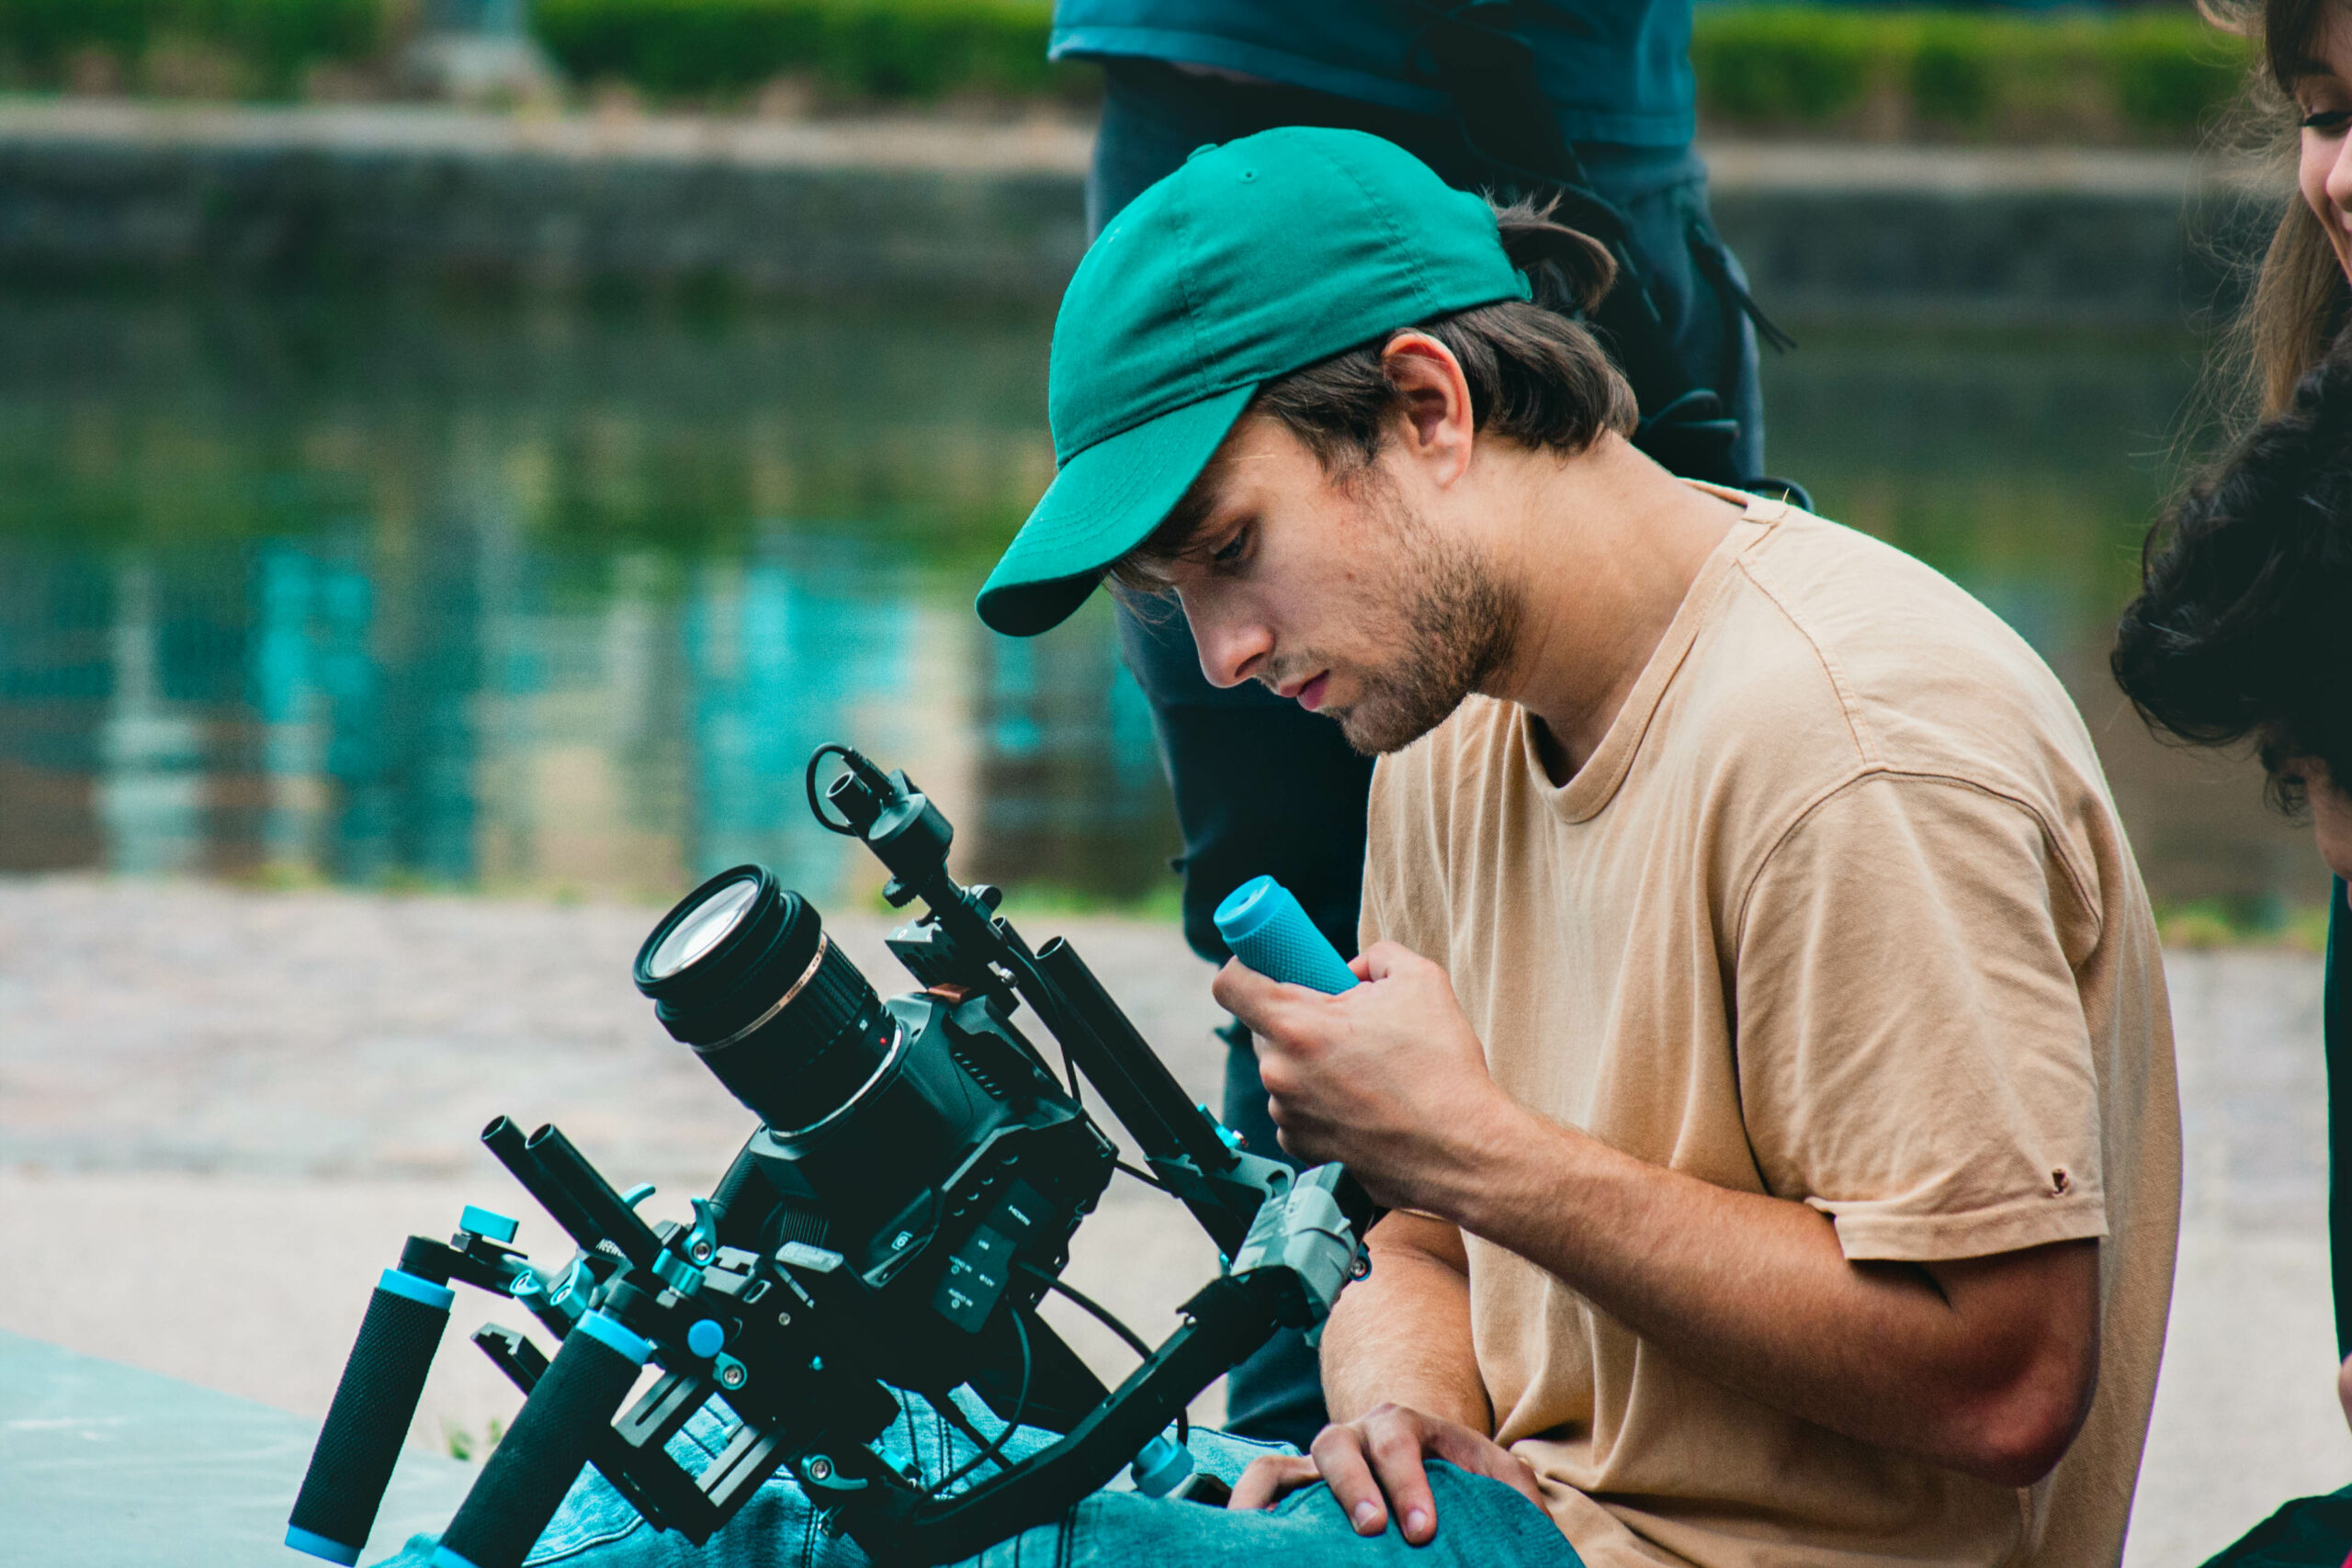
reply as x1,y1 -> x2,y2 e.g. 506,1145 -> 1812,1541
2208,0 -> 2352,414
1114,197 -> 1636,585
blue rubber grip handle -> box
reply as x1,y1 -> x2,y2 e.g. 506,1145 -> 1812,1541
432,1311 -> 650,1568
287,1269 -> 456,1564
1214,876 -> 1359,994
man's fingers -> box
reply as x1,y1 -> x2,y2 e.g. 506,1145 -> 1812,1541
1361,1416 -> 1441,1545
1425,1425 -> 1545,1509
1211,959 -> 1329,1049
1307,1426 -> 1390,1537
1209,958 -> 1276,1024
1227,1453 -> 1318,1513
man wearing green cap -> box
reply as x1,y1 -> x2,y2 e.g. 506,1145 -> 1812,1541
394,126 -> 2172,1568
975,125 -> 2175,1567
1051,0 -> 1781,1461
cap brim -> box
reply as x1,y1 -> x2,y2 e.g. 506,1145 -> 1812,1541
977,381 -> 1257,637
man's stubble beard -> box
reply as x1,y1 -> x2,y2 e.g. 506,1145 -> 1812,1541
1329,485 -> 1523,757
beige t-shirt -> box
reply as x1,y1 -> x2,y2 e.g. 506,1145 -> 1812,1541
1360,491 -> 2180,1568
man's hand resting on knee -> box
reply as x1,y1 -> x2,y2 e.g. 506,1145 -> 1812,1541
1228,1404 -> 1543,1546
1225,1209 -> 1520,1545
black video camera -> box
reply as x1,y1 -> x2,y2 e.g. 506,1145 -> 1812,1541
286,744 -> 1371,1568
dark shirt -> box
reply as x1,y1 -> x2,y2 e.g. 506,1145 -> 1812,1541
2330,881 -> 2351,1359
1048,0 -> 1696,147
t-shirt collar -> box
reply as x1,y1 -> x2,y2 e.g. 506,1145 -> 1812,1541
1518,484 -> 1790,824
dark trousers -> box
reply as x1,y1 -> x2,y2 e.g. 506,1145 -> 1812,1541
1086,59 -> 1767,1450
2198,1484 -> 2352,1566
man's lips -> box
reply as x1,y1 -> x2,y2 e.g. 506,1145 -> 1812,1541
1294,672 -> 1331,712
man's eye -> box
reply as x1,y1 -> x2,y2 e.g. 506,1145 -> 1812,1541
1211,525 -> 1252,566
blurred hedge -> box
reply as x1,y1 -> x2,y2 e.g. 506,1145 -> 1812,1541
0,0 -> 379,93
534,0 -> 1064,101
0,0 -> 2261,141
1690,7 -> 2251,141
537,0 -> 2248,135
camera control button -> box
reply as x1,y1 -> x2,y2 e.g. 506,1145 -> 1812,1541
931,1224 -> 1014,1332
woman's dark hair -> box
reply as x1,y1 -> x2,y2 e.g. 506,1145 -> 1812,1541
1114,196 -> 1635,582
2113,323 -> 2352,810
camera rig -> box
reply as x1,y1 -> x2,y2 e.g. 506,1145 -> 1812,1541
286,744 -> 1373,1568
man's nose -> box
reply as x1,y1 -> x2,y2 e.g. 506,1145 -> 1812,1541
1184,603 -> 1271,690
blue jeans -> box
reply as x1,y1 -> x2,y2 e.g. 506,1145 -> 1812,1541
1090,57 -> 1767,1452
374,1393 -> 1584,1568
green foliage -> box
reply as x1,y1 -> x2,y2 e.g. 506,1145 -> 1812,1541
2106,12 -> 2249,136
0,0 -> 379,93
1690,6 -> 2252,142
0,0 -> 2258,136
531,1 -> 2247,129
1905,15 -> 1999,129
443,1414 -> 505,1461
532,0 -> 1066,102
0,0 -> 153,66
2155,896 -> 2333,951
1688,7 -> 1886,126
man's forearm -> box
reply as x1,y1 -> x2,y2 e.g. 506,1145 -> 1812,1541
1418,1100 -> 2098,1486
1319,1213 -> 1492,1432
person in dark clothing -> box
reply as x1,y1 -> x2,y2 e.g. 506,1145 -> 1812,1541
1050,0 -> 1770,1450
2111,327 -> 2352,1568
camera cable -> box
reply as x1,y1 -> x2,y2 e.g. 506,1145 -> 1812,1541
925,1310 -> 1033,1497
1016,1262 -> 1187,1450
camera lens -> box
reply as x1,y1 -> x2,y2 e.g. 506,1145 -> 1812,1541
644,875 -> 761,981
634,866 -> 900,1136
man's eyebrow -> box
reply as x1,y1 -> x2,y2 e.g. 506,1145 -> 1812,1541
1136,461 -> 1239,567
1164,494 -> 1238,562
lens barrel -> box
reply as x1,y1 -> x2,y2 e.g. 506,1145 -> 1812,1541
633,866 -> 899,1135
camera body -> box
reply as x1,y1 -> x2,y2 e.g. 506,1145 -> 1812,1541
287,745 -> 1370,1568
642,862 -> 1124,1430
741,983 -> 1114,1361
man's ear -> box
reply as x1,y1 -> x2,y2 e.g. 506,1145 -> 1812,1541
1378,333 -> 1476,486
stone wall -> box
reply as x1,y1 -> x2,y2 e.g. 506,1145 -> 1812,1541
0,100 -> 2287,325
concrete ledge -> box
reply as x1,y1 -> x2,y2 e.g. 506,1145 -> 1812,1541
0,99 -> 1096,300
1704,141 -> 2282,330
0,98 -> 2291,322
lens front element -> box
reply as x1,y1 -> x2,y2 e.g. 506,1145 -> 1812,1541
645,875 -> 760,981
633,866 -> 900,1136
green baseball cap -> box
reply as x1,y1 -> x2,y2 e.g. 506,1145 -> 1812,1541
974,127 -> 1532,637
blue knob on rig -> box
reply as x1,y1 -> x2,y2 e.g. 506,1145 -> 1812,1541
1214,876 -> 1359,995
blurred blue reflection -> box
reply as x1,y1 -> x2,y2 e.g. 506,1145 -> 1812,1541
0,295 -> 2317,909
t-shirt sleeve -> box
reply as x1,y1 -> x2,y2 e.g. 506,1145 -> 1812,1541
1734,772 -> 2109,1261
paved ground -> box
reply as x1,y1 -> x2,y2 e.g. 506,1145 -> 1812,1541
2,1328 -> 474,1567
0,875 -> 2344,1564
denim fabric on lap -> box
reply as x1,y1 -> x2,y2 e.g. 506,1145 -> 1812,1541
971,1461 -> 1586,1568
369,1393 -> 1313,1568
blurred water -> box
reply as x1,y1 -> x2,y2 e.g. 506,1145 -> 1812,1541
0,295 -> 2325,910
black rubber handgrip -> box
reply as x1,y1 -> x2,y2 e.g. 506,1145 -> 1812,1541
288,1269 -> 454,1563
432,1313 -> 649,1568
